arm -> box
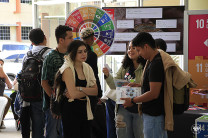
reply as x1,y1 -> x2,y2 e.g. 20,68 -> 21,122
122,60 -> 164,107
62,68 -> 97,99
0,67 -> 12,89
41,80 -> 53,97
121,82 -> 162,107
41,57 -> 53,97
103,66 -> 125,89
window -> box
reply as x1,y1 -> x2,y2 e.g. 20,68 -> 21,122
21,0 -> 31,4
0,0 -> 9,2
21,27 -> 32,40
0,26 -> 10,40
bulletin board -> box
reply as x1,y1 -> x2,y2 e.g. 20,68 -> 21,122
103,6 -> 185,55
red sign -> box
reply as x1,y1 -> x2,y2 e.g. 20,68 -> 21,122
188,14 -> 208,60
188,14 -> 208,105
188,14 -> 208,98
103,9 -> 114,20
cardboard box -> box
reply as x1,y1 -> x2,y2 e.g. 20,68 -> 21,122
195,115 -> 208,138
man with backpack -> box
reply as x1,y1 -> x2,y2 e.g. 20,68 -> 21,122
41,25 -> 73,138
18,28 -> 51,138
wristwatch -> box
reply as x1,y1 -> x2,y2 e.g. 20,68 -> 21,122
131,97 -> 136,104
79,87 -> 83,92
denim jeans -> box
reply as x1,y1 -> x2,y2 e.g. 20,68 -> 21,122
116,106 -> 143,138
20,101 -> 45,138
45,109 -> 63,138
142,113 -> 168,138
31,101 -> 45,138
106,99 -> 117,138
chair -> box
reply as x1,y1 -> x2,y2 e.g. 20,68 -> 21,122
0,96 -> 8,126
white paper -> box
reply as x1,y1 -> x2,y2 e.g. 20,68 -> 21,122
115,32 -> 180,41
115,33 -> 138,41
109,43 -> 127,52
166,43 -> 176,52
117,20 -> 134,29
116,86 -> 142,104
156,19 -> 177,28
126,8 -> 162,19
150,32 -> 181,41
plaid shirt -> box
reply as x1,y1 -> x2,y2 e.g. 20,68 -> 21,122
41,49 -> 65,110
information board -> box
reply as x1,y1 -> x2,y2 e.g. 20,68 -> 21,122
188,14 -> 208,90
103,6 -> 184,55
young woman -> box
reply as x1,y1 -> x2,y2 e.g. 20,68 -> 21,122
0,59 -> 12,129
55,40 -> 98,138
103,42 -> 146,138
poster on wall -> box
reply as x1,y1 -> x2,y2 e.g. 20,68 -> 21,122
103,6 -> 184,55
65,6 -> 115,57
188,13 -> 208,105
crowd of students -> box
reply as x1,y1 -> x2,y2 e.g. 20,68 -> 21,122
0,24 -> 180,138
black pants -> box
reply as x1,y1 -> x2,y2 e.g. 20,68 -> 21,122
10,91 -> 19,120
20,106 -> 30,138
61,98 -> 91,138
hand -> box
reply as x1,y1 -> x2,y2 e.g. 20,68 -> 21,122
97,98 -> 102,105
127,83 -> 141,87
120,97 -> 134,108
102,67 -> 109,77
52,114 -> 61,119
65,91 -> 71,99
8,84 -> 12,89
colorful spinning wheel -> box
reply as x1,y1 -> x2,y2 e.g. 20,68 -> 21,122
65,6 -> 115,57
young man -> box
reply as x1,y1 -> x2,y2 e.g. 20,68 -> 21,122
121,32 -> 167,138
41,25 -> 73,138
20,28 -> 51,138
80,28 -> 106,138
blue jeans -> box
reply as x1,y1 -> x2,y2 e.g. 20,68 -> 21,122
143,113 -> 168,138
45,109 -> 63,138
20,101 -> 45,138
106,99 -> 117,138
116,106 -> 143,138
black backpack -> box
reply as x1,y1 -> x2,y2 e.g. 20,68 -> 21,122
17,47 -> 49,102
173,84 -> 190,114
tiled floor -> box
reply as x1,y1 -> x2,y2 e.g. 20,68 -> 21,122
0,112 -> 21,138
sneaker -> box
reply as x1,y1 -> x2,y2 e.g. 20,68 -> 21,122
0,121 -> 6,129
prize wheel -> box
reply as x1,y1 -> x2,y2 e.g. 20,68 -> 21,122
65,6 -> 115,57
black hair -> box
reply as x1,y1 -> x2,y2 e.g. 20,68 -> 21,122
29,28 -> 45,45
132,32 -> 155,49
67,40 -> 87,61
122,53 -> 146,69
55,25 -> 72,44
155,38 -> 167,52
0,59 -> 4,64
82,33 -> 94,40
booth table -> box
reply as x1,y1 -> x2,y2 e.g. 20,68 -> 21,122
168,110 -> 208,138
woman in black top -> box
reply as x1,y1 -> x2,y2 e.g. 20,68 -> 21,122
54,40 -> 98,138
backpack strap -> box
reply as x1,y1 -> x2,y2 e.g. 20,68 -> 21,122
27,50 -> 33,57
36,47 -> 50,59
22,50 -> 32,68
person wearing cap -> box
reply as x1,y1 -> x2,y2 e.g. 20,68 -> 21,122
80,28 -> 106,138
